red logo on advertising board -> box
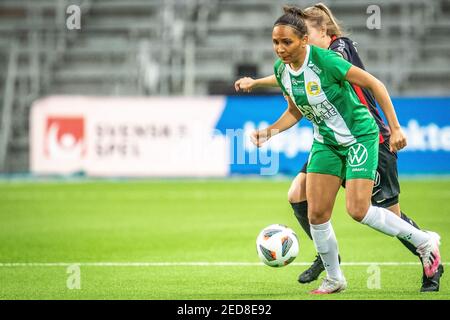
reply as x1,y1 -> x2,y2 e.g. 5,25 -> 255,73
45,117 -> 86,159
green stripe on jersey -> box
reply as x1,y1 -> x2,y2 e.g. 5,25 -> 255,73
274,45 -> 378,147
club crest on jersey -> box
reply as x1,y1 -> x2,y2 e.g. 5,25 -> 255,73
306,81 -> 321,96
347,143 -> 368,167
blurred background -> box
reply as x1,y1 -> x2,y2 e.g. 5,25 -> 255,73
0,0 -> 450,300
0,0 -> 449,176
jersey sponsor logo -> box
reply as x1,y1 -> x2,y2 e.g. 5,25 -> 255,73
297,105 -> 322,124
307,62 -> 322,75
297,100 -> 338,124
291,78 -> 304,86
312,100 -> 338,120
293,87 -> 305,96
306,81 -> 321,96
347,143 -> 368,167
291,78 -> 306,95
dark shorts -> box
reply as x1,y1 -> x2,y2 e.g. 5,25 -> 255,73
299,141 -> 400,208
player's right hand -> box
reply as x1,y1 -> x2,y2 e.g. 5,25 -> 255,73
250,129 -> 270,147
234,77 -> 256,93
389,127 -> 407,152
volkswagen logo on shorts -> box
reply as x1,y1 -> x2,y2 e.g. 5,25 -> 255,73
347,143 -> 368,167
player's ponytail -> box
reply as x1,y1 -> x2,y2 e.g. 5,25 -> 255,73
304,3 -> 344,37
274,5 -> 308,38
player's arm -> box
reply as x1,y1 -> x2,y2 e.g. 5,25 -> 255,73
251,96 -> 302,147
345,66 -> 406,152
234,75 -> 278,93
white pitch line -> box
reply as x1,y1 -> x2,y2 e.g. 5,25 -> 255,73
0,262 -> 448,267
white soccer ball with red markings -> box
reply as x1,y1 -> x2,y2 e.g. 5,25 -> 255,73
256,224 -> 299,267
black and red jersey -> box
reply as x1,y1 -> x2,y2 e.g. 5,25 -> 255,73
328,36 -> 391,144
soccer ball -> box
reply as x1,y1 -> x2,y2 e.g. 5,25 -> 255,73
256,224 -> 299,267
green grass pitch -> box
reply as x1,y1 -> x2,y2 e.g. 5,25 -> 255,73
0,178 -> 449,300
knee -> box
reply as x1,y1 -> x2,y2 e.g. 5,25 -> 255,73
346,201 -> 370,222
308,205 -> 331,225
287,174 -> 306,203
287,186 -> 297,203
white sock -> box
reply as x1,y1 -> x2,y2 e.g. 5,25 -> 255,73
310,221 -> 343,281
361,205 -> 430,247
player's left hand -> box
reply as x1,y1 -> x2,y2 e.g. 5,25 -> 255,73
389,127 -> 407,152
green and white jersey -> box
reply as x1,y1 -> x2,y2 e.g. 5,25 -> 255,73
274,45 -> 378,147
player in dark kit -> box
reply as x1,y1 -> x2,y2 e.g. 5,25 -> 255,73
234,3 -> 443,292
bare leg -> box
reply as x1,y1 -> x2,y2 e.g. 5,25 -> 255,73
287,172 -> 307,203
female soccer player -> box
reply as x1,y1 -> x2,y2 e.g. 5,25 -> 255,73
235,3 -> 443,292
241,6 -> 441,294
